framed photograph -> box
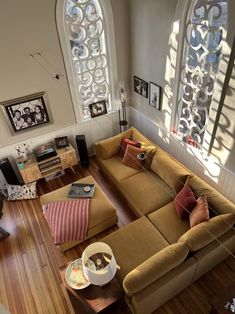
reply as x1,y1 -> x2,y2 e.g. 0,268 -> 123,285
89,100 -> 107,118
1,91 -> 50,134
54,136 -> 69,149
133,76 -> 148,98
149,82 -> 162,110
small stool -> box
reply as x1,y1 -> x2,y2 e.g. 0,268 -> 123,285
40,175 -> 118,251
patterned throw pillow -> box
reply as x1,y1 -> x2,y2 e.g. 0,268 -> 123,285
122,145 -> 144,170
120,137 -> 141,157
189,194 -> 209,228
174,178 -> 197,219
7,182 -> 38,200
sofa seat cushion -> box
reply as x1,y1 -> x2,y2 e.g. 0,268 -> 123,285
178,213 -> 235,251
98,155 -> 141,184
148,201 -> 190,244
102,216 -> 169,283
119,171 -> 174,217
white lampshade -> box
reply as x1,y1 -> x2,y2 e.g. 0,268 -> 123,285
81,242 -> 117,286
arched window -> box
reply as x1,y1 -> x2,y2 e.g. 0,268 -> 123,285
57,0 -> 118,121
177,0 -> 227,147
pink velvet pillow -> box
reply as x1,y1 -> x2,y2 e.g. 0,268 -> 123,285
174,179 -> 197,219
120,137 -> 141,157
189,194 -> 209,228
122,145 -> 144,170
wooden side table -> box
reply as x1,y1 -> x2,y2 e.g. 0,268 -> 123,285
59,264 -> 124,314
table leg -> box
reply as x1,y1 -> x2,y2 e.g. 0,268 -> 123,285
0,227 -> 10,240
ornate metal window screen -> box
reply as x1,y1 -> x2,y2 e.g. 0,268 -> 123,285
65,0 -> 110,119
177,0 -> 227,146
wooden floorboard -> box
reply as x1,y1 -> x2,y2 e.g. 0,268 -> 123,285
0,158 -> 234,314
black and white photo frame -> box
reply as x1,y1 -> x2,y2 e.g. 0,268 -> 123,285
133,76 -> 148,98
89,100 -> 107,118
1,91 -> 51,134
149,82 -> 162,110
54,136 -> 69,149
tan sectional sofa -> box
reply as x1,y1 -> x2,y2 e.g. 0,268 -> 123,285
95,127 -> 235,313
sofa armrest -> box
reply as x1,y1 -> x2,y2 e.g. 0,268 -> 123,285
95,129 -> 133,160
123,243 -> 189,297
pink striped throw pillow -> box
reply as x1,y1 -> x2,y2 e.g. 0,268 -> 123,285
43,199 -> 90,244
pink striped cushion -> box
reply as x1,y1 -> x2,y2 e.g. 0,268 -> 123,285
43,199 -> 90,244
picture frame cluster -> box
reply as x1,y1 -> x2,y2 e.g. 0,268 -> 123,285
133,76 -> 162,110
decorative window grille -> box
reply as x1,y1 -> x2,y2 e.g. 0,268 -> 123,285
65,0 -> 111,119
177,0 -> 227,146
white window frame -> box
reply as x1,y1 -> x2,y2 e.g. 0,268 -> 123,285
173,0 -> 228,152
56,0 -> 118,122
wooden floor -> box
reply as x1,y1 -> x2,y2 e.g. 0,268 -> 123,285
0,158 -> 235,314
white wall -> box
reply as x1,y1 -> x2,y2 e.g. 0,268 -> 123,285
111,0 -> 131,95
0,0 -> 131,154
129,0 -> 178,126
0,0 -> 76,146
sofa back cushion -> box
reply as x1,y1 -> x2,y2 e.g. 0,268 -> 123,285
188,175 -> 235,216
123,242 -> 189,296
131,128 -> 153,145
178,213 -> 235,251
150,150 -> 189,193
95,129 -> 132,160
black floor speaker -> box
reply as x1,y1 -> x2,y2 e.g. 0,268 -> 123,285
75,135 -> 89,167
0,158 -> 20,185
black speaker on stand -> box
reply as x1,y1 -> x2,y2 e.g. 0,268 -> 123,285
0,158 -> 20,185
75,135 -> 89,167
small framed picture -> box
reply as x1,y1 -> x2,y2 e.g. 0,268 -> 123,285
54,136 -> 69,148
89,100 -> 107,118
133,76 -> 148,98
1,91 -> 50,134
149,82 -> 162,110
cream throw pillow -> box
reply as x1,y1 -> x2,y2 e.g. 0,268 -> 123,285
189,194 -> 209,228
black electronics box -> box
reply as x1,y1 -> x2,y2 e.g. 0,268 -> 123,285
33,143 -> 57,162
